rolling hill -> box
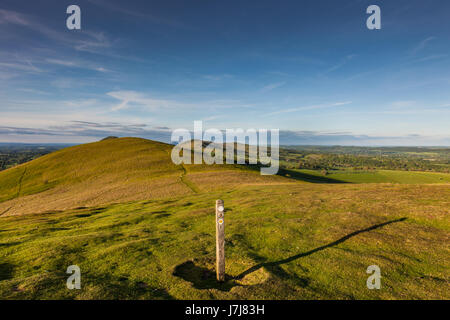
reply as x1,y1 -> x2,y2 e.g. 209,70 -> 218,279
0,138 -> 448,299
0,138 -> 288,216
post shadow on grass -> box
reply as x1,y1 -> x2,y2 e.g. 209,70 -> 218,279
235,217 -> 407,280
173,261 -> 239,292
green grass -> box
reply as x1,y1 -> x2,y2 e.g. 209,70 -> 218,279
0,183 -> 448,299
292,169 -> 450,184
0,138 -> 449,299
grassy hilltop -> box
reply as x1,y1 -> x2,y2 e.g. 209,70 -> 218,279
0,138 -> 286,216
0,138 -> 449,299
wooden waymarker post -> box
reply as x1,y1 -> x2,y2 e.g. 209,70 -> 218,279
216,199 -> 225,282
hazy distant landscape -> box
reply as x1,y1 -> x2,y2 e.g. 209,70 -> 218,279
3,143 -> 449,174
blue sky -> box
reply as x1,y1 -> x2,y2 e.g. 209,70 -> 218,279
0,0 -> 449,145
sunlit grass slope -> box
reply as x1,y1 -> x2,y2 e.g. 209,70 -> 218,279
0,138 -> 287,216
0,183 -> 448,299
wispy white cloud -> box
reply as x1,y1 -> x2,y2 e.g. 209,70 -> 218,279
45,58 -> 110,72
0,9 -> 116,57
323,54 -> 357,75
0,8 -> 30,25
17,88 -> 50,95
260,82 -> 286,92
0,61 -> 43,73
45,59 -> 77,67
73,31 -> 113,54
410,54 -> 448,63
411,36 -> 436,55
107,90 -> 253,112
265,101 -> 352,116
94,67 -> 109,72
107,91 -> 189,111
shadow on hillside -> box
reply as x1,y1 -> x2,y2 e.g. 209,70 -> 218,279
0,263 -> 15,281
235,217 -> 407,280
243,164 -> 347,183
277,168 -> 347,183
173,261 -> 239,292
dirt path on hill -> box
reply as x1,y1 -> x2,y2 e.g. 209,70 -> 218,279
163,147 -> 199,194
16,167 -> 27,198
179,164 -> 200,194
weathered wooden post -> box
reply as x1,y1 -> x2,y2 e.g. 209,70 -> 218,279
216,199 -> 225,282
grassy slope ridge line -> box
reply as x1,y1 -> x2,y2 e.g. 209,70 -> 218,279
0,137 -> 287,216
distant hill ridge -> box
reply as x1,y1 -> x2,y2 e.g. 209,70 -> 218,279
0,137 -> 288,216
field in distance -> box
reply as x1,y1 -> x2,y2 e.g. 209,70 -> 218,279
0,138 -> 449,299
290,168 -> 450,184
